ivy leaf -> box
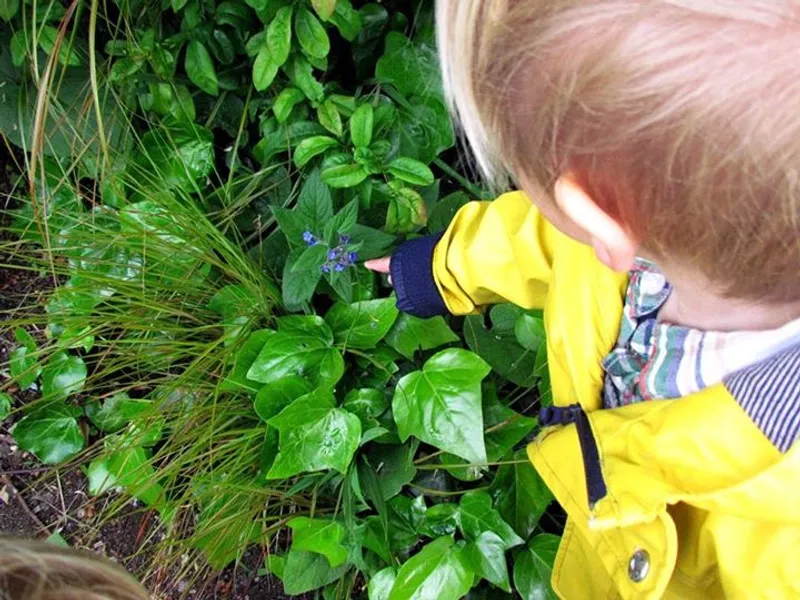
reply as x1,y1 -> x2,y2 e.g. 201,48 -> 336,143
419,503 -> 459,538
321,164 -> 369,188
515,312 -> 546,352
369,567 -> 397,600
267,5 -> 293,66
273,87 -> 306,123
254,375 -> 312,421
311,0 -> 336,21
253,46 -> 279,91
85,393 -> 151,433
342,388 -> 387,427
221,329 -> 277,393
490,449 -> 553,538
461,532 -> 511,592
0,0 -> 20,21
287,517 -> 348,567
247,317 -> 344,388
384,314 -> 458,360
388,536 -> 472,600
324,298 -> 398,348
482,387 -> 538,462
376,32 -> 441,99
281,549 -> 348,595
385,187 -> 427,234
350,104 -> 374,148
428,191 -> 469,233
387,157 -> 434,186
10,328 -> 41,391
513,535 -> 560,600
358,443 -> 417,500
13,404 -> 85,465
185,41 -> 219,95
41,352 -> 87,401
393,348 -> 490,464
317,99 -> 343,137
294,135 -> 340,168
459,491 -> 525,550
296,7 -> 330,59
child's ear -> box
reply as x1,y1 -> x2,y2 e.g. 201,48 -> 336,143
554,175 -> 638,272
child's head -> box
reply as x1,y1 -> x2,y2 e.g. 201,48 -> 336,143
0,537 -> 149,600
437,0 -> 800,302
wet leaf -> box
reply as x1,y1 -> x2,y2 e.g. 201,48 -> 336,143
388,536 -> 472,600
287,517 -> 348,567
185,41 -> 218,95
41,352 -> 86,401
325,298 -> 398,348
514,535 -> 560,600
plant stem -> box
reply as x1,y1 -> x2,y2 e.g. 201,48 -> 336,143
433,158 -> 489,200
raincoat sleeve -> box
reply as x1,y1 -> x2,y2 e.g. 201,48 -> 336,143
390,191 -> 558,317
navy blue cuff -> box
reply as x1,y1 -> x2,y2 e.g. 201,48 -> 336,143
390,234 -> 448,318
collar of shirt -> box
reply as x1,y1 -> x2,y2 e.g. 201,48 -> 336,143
602,259 -> 800,408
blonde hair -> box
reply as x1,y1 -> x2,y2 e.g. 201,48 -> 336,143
0,538 -> 149,600
437,0 -> 800,302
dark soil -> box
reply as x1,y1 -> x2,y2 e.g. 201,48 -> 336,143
0,155 -> 298,599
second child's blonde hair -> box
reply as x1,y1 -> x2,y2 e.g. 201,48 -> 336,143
437,0 -> 800,303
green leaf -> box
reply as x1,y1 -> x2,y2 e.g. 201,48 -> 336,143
0,393 -> 11,420
396,99 -> 455,164
267,390 -> 361,478
13,404 -> 84,465
41,352 -> 86,401
291,244 -> 328,272
273,87 -> 306,123
296,7 -> 330,59
324,298 -> 398,348
282,247 -> 323,309
376,32 -> 441,99
38,25 -> 82,66
0,0 -> 20,21
359,443 -> 416,500
514,535 -> 560,600
85,393 -> 151,433
343,388 -> 387,425
185,41 -> 219,95
10,30 -> 28,66
46,531 -> 69,548
254,376 -> 313,421
385,314 -> 459,360
350,224 -> 396,261
247,317 -> 344,388
393,348 -> 490,464
221,329 -> 276,393
287,517 -> 348,567
322,164 -> 369,188
10,328 -> 40,391
428,191 -> 469,233
387,157 -> 434,186
419,503 -> 459,538
210,29 -> 235,65
317,99 -> 343,137
282,549 -> 349,595
462,532 -> 511,592
459,491 -> 525,550
515,313 -> 546,352
388,536 -> 472,600
267,5 -> 293,66
350,104 -> 374,149
287,56 -> 325,104
253,46 -> 279,91
465,305 -> 540,387
294,135 -> 340,168
385,187 -> 427,234
329,0 -> 361,41
369,567 -> 397,600
298,168 -> 334,229
324,199 -> 359,242
483,388 -> 538,464
490,449 -> 553,538
311,0 -> 336,21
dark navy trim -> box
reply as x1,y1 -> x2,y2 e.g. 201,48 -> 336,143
540,404 -> 608,509
390,234 -> 448,318
725,344 -> 800,453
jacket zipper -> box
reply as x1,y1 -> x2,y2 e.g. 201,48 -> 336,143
539,404 -> 608,510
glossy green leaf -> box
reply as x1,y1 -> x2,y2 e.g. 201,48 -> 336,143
282,549 -> 348,595
388,536 -> 472,600
462,532 -> 511,592
419,503 -> 459,537
267,6 -> 293,66
482,389 -> 538,463
311,0 -> 336,20
385,187 -> 427,234
254,376 -> 312,421
185,41 -> 218,95
329,0 -> 361,41
13,404 -> 84,465
343,388 -> 387,425
385,314 -> 458,360
324,298 -> 398,348
294,135 -> 340,168
287,517 -> 348,567
0,0 -> 20,21
321,164 -> 369,188
515,313 -> 546,352
253,46 -> 279,91
273,87 -> 305,123
296,7 -> 330,59
247,317 -> 344,388
38,25 -> 82,66
41,352 -> 86,401
298,168 -> 334,229
360,442 -> 416,500
393,348 -> 490,464
287,56 -> 325,104
369,567 -> 397,600
459,491 -> 525,550
10,328 -> 40,391
85,393 -> 151,433
490,449 -> 553,538
350,104 -> 374,148
317,99 -> 343,137
246,30 -> 267,57
387,157 -> 434,186
514,535 -> 560,600
0,393 -> 11,420
221,329 -> 276,393
210,29 -> 235,65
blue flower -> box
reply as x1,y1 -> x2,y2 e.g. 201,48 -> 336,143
334,263 -> 346,272
302,231 -> 317,246
339,234 -> 351,244
321,264 -> 331,273
328,248 -> 339,261
348,252 -> 358,263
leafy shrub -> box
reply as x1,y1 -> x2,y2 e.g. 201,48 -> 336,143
0,0 -> 559,598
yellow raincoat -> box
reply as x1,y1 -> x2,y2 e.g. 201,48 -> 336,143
404,192 -> 800,599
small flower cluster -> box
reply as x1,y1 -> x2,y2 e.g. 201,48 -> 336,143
302,232 -> 358,273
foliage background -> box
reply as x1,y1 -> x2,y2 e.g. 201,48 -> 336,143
0,0 -> 560,597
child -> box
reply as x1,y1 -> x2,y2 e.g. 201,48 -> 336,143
367,1 -> 800,598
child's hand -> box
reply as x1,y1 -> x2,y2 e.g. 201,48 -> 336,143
365,257 -> 392,285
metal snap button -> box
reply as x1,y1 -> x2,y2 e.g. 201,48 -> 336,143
628,549 -> 650,583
